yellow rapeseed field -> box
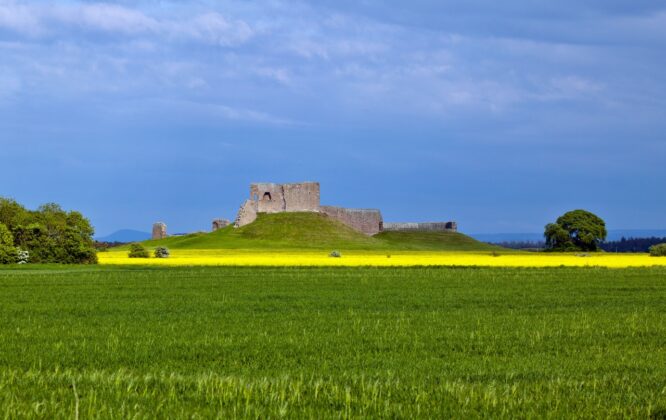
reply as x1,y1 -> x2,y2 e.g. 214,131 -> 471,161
98,249 -> 666,268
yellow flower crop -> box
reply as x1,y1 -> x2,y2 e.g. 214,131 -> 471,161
98,249 -> 666,268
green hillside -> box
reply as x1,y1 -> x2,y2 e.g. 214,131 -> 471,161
135,212 -> 507,251
374,230 -> 506,252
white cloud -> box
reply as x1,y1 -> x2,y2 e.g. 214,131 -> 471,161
546,76 -> 603,98
178,12 -> 253,46
0,3 -> 254,46
0,0 -> 661,126
143,98 -> 300,126
0,2 -> 42,36
67,3 -> 159,35
254,67 -> 291,84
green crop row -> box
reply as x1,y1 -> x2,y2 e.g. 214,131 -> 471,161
1,266 -> 665,417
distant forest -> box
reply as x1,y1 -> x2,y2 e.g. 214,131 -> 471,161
492,237 -> 666,253
599,237 -> 666,253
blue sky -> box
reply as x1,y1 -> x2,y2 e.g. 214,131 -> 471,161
1,0 -> 664,236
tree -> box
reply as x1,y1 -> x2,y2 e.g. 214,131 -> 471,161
12,223 -> 55,263
544,209 -> 607,252
0,198 -> 29,228
0,197 -> 98,264
544,223 -> 573,250
0,223 -> 18,264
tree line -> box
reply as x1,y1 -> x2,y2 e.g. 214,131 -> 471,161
494,237 -> 666,253
0,197 -> 97,264
599,237 -> 666,253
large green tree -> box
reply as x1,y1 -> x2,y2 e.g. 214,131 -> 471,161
544,209 -> 607,252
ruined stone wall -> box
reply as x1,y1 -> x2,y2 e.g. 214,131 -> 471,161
251,183 -> 286,213
249,182 -> 320,214
320,206 -> 383,236
212,219 -> 230,231
236,182 -> 321,227
234,199 -> 258,227
383,222 -> 457,232
152,222 -> 167,240
283,182 -> 320,212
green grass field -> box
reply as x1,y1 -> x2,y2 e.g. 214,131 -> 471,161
137,212 -> 506,252
1,265 -> 665,417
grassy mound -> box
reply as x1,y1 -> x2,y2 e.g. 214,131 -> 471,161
141,212 -> 382,250
136,212 -> 506,251
374,230 -> 505,251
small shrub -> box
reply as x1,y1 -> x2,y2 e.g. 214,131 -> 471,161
329,250 -> 341,258
16,248 -> 29,264
154,246 -> 170,258
128,243 -> 150,258
649,243 -> 666,257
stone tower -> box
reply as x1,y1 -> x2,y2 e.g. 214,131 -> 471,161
152,222 -> 167,240
234,182 -> 320,227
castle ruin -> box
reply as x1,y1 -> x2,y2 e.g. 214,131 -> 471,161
235,182 -> 321,228
233,181 -> 455,236
152,181 -> 456,238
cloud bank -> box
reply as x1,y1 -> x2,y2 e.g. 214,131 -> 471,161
0,0 -> 665,233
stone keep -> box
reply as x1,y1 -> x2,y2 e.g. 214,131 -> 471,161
152,222 -> 167,240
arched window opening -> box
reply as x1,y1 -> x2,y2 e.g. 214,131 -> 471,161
263,192 -> 272,201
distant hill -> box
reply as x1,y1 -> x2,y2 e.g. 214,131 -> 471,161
96,229 -> 151,243
119,212 -> 504,251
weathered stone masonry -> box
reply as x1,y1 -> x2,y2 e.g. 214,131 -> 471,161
233,182 -> 384,235
151,181 -> 457,238
320,206 -> 383,236
383,222 -> 457,232
152,222 -> 167,240
235,182 -> 321,227
231,181 -> 457,236
212,219 -> 230,231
